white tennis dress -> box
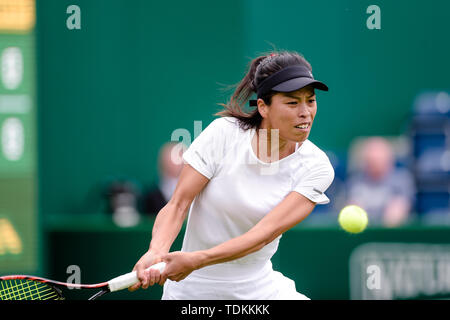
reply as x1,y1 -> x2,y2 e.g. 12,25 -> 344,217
162,117 -> 334,300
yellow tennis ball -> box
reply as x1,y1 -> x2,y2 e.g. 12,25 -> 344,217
338,205 -> 368,234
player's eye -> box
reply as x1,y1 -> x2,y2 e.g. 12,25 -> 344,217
287,101 -> 298,105
309,99 -> 316,103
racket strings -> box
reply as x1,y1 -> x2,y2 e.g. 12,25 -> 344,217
0,279 -> 62,300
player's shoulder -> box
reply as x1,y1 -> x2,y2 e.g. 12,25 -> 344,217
300,140 -> 331,162
210,116 -> 240,127
207,116 -> 245,135
299,140 -> 334,173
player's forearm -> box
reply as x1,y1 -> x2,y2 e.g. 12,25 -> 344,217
149,200 -> 189,255
195,226 -> 274,268
195,193 -> 315,269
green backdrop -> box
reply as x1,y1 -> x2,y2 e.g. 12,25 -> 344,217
36,0 -> 245,216
34,0 -> 450,292
244,0 -> 450,151
36,0 -> 450,217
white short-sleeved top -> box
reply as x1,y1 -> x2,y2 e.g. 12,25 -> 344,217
181,117 -> 334,273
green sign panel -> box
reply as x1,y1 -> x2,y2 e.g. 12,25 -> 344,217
0,31 -> 37,273
0,34 -> 36,176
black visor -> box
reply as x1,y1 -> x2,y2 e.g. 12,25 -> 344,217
250,65 -> 328,106
272,77 -> 328,93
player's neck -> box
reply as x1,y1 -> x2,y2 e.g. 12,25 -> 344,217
253,128 -> 296,162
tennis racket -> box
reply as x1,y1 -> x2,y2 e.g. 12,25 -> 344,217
0,261 -> 166,300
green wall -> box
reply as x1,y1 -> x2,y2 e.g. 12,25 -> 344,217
36,0 -> 450,216
36,0 -> 245,215
244,0 -> 450,151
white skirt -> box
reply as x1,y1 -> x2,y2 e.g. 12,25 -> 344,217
161,260 -> 309,300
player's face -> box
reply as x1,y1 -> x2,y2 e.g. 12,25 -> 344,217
261,86 -> 317,143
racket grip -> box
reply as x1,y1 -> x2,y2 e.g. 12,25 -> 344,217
107,262 -> 166,292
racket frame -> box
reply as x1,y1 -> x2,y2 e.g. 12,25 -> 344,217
0,261 -> 166,300
0,274 -> 109,300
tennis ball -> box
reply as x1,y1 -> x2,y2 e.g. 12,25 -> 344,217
338,205 -> 368,234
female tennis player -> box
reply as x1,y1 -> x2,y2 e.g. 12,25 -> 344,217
130,51 -> 334,299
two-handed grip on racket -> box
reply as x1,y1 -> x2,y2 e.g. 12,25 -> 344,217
107,262 -> 166,292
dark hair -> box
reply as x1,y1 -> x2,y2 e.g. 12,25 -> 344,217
215,51 -> 313,130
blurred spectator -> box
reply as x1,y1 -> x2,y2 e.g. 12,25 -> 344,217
346,137 -> 415,227
105,178 -> 141,227
143,142 -> 185,214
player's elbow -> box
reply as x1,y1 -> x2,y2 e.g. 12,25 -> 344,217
162,196 -> 191,220
254,225 -> 283,248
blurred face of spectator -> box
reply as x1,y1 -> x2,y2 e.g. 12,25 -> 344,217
363,138 -> 394,181
160,143 -> 184,179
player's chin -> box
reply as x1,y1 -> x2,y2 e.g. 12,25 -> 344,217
291,131 -> 310,143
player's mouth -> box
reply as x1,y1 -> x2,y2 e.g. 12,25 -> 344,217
294,122 -> 310,131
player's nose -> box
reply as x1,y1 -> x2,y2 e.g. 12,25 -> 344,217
297,103 -> 310,118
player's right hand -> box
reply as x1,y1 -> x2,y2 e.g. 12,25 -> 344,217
128,250 -> 164,291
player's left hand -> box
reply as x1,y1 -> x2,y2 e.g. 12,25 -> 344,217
159,251 -> 201,285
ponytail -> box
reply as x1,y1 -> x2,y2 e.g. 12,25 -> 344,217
215,55 -> 267,130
